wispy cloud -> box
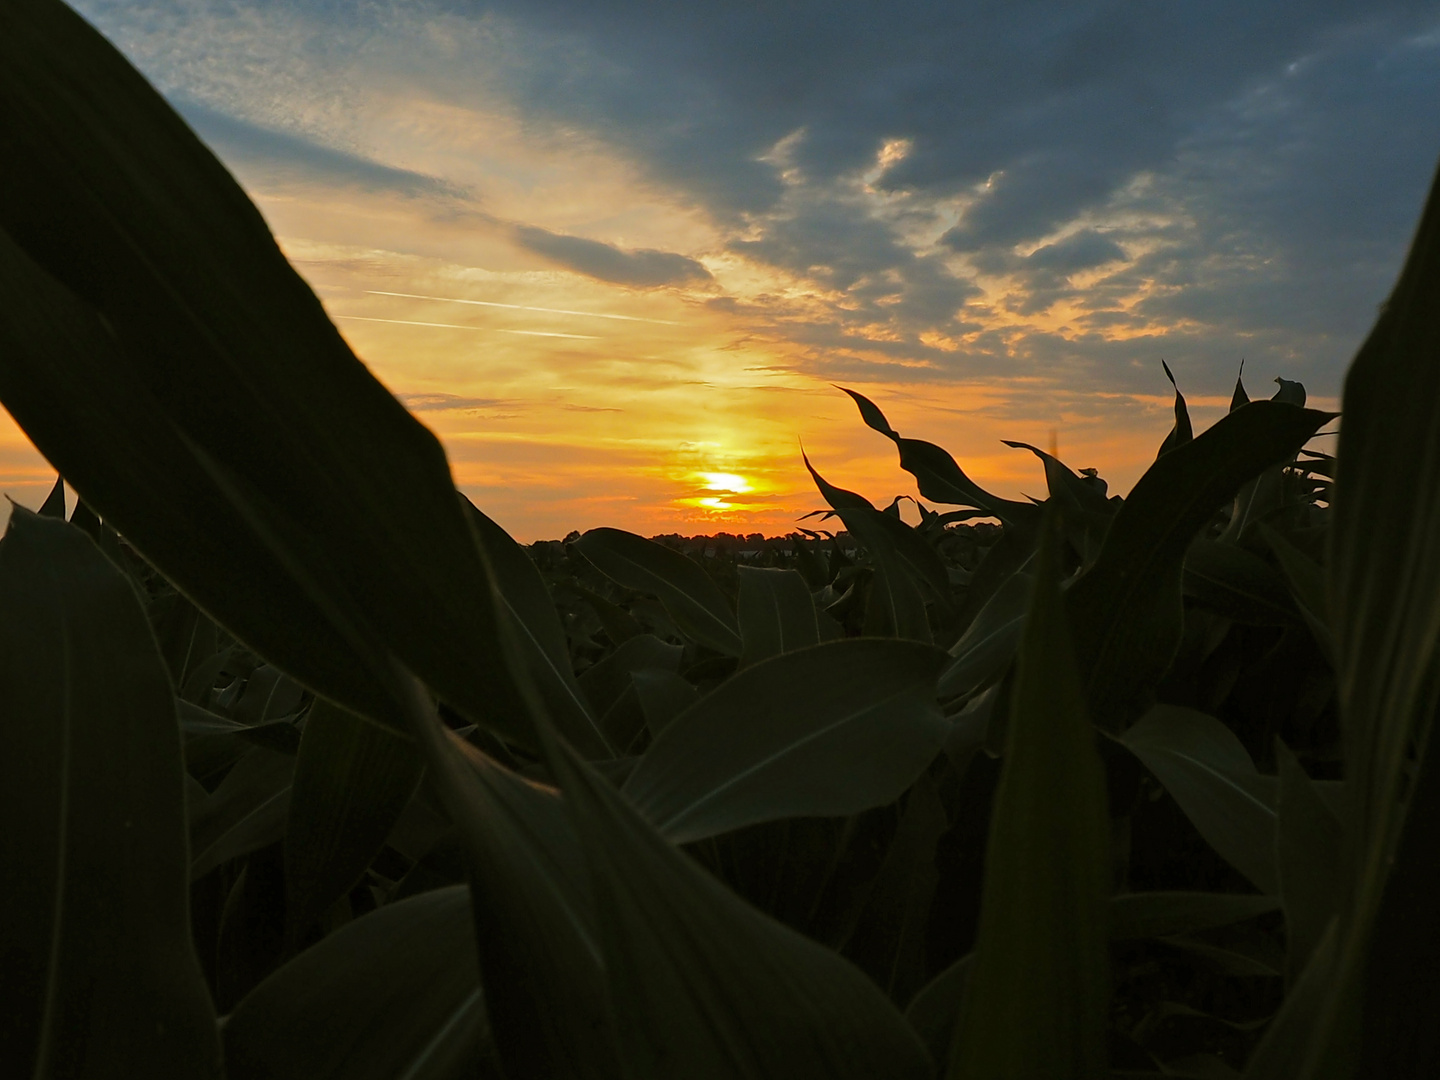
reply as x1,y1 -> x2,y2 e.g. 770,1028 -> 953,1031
366,289 -> 677,324
334,315 -> 599,339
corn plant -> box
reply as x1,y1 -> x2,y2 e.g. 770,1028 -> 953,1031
2,2 -> 1439,1077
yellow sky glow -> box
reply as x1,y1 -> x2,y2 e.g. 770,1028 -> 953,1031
0,89 -> 1338,542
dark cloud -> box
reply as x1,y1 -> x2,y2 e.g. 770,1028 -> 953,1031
512,224 -> 713,288
76,0 -> 1440,400
173,99 -> 466,199
464,0 -> 1439,393
1024,231 -> 1128,274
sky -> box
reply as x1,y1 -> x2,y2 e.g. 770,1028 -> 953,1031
4,1 -> 1439,541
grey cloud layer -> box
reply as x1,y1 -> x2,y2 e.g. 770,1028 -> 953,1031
512,224 -> 712,288
75,0 -> 1440,400
463,0 -> 1440,395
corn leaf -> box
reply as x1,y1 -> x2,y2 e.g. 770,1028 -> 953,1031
623,639 -> 950,844
575,528 -> 742,656
465,499 -> 611,756
948,511 -> 1112,1080
0,0 -> 530,743
1323,158 -> 1440,1080
736,565 -> 820,666
538,698 -> 935,1080
283,699 -> 424,944
938,570 -> 1031,698
388,671 -> 619,1079
0,508 -> 220,1079
1275,740 -> 1344,987
1119,705 -> 1279,895
837,387 -> 1038,527
1067,401 -> 1332,731
224,886 -> 486,1080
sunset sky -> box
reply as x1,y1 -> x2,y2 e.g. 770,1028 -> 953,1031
5,1 -> 1440,541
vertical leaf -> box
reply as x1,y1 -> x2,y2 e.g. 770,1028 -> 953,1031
736,565 -> 820,666
1325,159 -> 1440,1080
948,511 -> 1111,1080
0,508 -> 220,1079
387,671 -> 618,1080
1158,360 -> 1194,457
38,473 -> 65,517
1066,401 -> 1331,730
283,699 -> 424,943
538,694 -> 935,1079
465,499 -> 610,756
1275,740 -> 1344,987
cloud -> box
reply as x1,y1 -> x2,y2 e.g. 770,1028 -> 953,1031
511,224 -> 713,288
172,98 -> 466,200
73,0 -> 1440,401
1024,231 -> 1128,275
399,392 -> 518,412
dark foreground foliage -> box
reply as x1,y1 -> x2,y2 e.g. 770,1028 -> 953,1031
3,2 -> 1440,1077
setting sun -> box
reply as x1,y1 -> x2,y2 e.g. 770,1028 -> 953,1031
697,471 -> 753,493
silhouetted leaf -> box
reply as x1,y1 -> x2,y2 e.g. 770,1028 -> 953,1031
736,565 -> 820,666
1325,160 -> 1440,1080
837,387 -> 1038,527
579,633 -> 684,717
189,747 -> 294,879
1183,539 -> 1299,626
389,671 -> 617,1079
539,698 -> 935,1080
1275,740 -> 1344,986
837,385 -> 897,436
0,508 -> 220,1079
575,528 -> 742,655
1230,362 -> 1251,412
938,571 -> 1031,698
631,668 -> 700,739
1260,524 -> 1333,658
1110,892 -> 1279,941
1119,706 -> 1278,895
283,700 -> 424,943
0,0 -> 529,743
623,639 -> 950,843
839,772 -> 948,1005
466,499 -> 610,756
38,473 -> 65,517
1002,440 -> 1115,563
949,511 -> 1111,1080
1158,360 -> 1194,457
1067,401 -> 1332,731
1272,378 -> 1307,406
224,886 -> 486,1080
804,452 -> 944,642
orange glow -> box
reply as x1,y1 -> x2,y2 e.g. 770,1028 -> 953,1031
0,136 -> 1338,542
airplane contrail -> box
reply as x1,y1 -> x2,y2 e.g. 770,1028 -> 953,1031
365,289 -> 677,325
334,315 -> 599,339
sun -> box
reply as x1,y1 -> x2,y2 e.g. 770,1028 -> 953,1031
697,471 -> 753,493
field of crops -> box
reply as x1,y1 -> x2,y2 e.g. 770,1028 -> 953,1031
5,2 -> 1440,1078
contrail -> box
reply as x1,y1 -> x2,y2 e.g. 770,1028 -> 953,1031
334,315 -> 599,340
365,289 -> 677,325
